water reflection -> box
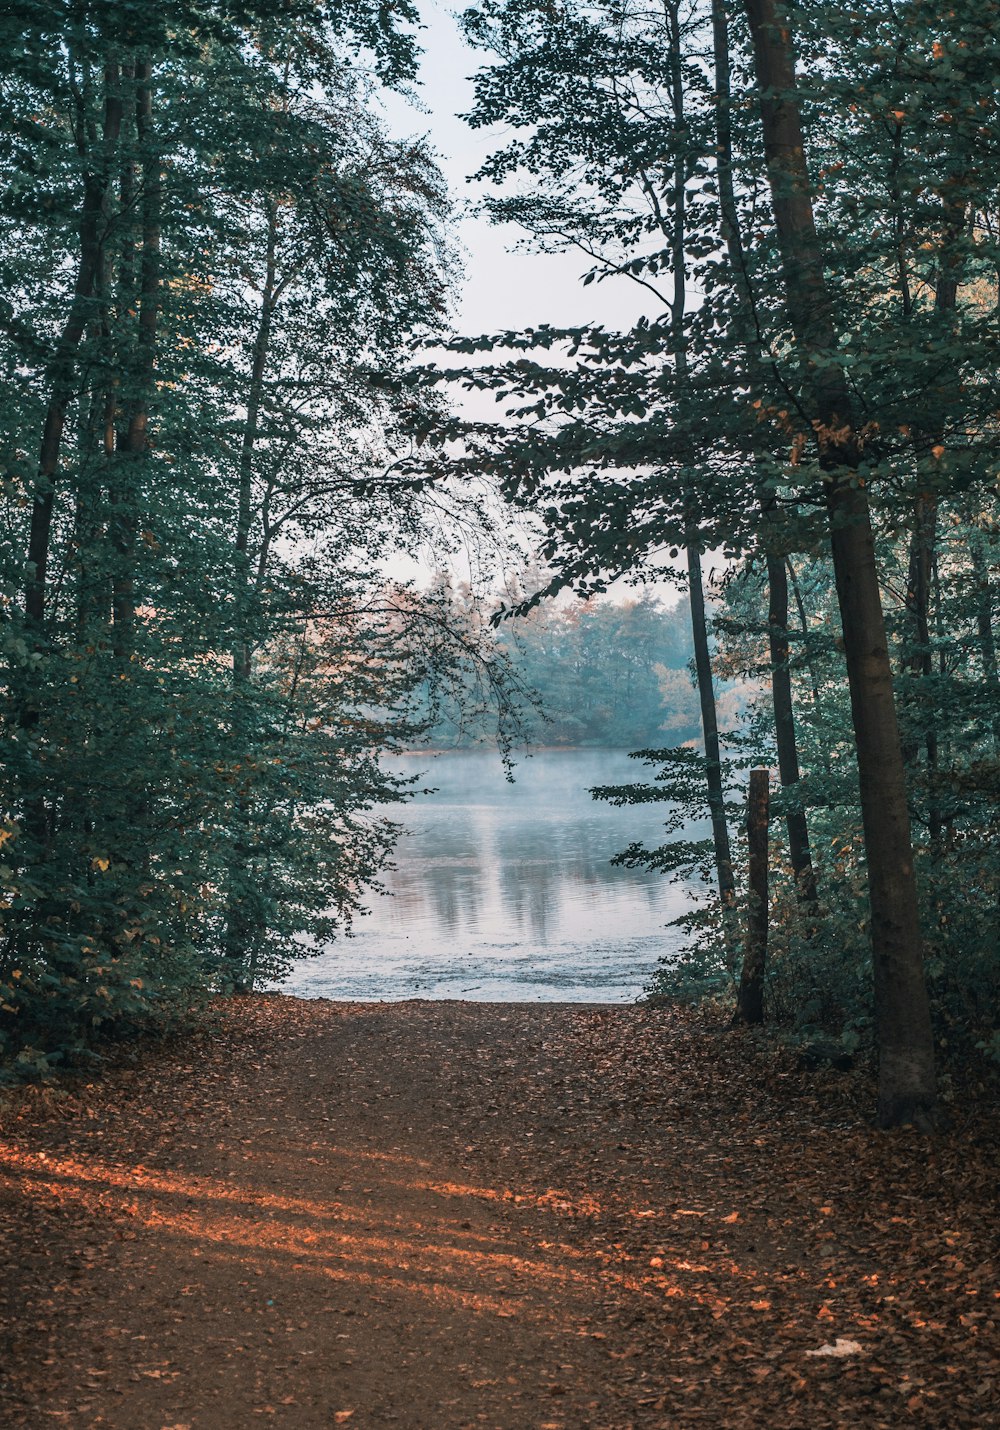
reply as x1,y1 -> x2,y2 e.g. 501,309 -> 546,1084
283,749 -> 706,1002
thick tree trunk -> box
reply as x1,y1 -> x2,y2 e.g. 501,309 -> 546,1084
736,769 -> 770,1024
743,0 -> 937,1127
711,0 -> 816,903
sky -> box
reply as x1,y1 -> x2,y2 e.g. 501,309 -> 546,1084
373,2 -> 687,603
377,0 -> 650,337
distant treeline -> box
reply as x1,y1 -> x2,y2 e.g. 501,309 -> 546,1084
416,589 -> 739,750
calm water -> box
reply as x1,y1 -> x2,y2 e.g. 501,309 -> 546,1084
282,748 -> 706,1002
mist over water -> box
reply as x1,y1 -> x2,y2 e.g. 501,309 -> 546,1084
282,748 -> 706,1002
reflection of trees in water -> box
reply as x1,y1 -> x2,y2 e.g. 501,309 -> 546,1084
497,853 -> 555,942
496,816 -> 664,910
385,818 -> 487,934
427,867 -> 486,934
377,865 -> 427,919
374,753 -> 697,945
497,818 -> 607,941
384,860 -> 486,935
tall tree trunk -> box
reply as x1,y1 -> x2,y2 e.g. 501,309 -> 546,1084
901,245 -> 961,692
899,231 -> 962,846
736,769 -> 770,1024
765,551 -> 817,900
661,0 -> 737,947
901,491 -> 940,839
112,58 -> 159,660
224,199 -> 279,983
743,0 -> 937,1128
902,492 -> 937,702
233,198 -> 278,685
786,556 -> 828,754
711,0 -> 817,903
25,61 -> 123,635
18,61 -> 123,862
74,367 -> 113,641
688,543 -> 738,950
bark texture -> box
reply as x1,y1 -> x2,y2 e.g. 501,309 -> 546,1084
688,544 -> 737,942
743,0 -> 937,1127
712,0 -> 816,903
736,769 -> 770,1025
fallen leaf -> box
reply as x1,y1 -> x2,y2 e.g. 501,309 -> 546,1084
805,1339 -> 865,1358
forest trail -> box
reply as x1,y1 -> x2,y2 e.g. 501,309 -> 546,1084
0,997 -> 996,1429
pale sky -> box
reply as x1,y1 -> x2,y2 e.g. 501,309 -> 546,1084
378,0 -> 651,336
375,2 -> 688,601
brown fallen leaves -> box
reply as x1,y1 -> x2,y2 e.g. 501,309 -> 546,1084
0,995 -> 997,1429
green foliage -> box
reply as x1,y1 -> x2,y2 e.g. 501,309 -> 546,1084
408,0 -> 1000,1089
416,583 -> 702,750
646,543 -> 1000,1067
0,0 -> 522,1068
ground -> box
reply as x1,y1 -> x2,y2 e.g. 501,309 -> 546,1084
0,997 -> 996,1429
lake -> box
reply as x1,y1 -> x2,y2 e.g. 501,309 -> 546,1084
281,748 -> 706,1002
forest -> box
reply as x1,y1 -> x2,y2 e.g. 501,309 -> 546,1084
0,2 -> 998,1424
2,0 -> 996,1125
416,587 -> 711,748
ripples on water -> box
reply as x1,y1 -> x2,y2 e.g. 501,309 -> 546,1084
281,748 -> 706,1002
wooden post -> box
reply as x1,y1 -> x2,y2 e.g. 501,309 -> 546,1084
736,769 -> 770,1024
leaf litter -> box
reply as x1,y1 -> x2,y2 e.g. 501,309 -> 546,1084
0,996 -> 996,1427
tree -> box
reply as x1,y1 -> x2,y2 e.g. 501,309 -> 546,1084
415,586 -> 697,750
741,0 -> 937,1126
415,0 -> 1000,1122
0,0 -> 511,1061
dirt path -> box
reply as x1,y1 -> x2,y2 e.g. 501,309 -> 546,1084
0,998 -> 996,1429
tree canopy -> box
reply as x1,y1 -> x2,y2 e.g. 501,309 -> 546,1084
0,0 -> 997,1129
408,0 -> 1000,1125
0,0 -> 519,1066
